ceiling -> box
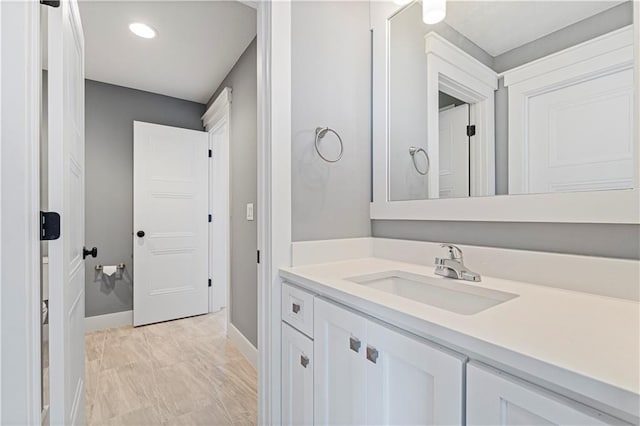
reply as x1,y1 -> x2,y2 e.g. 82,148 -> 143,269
78,1 -> 256,104
445,1 -> 626,57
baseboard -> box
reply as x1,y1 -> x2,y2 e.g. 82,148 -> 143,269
228,322 -> 258,369
85,310 -> 132,333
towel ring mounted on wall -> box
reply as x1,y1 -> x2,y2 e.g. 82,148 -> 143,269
409,146 -> 430,175
315,127 -> 344,163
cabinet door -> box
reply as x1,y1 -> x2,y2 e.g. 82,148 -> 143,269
467,362 -> 622,425
365,320 -> 465,425
314,298 -> 367,425
282,323 -> 314,426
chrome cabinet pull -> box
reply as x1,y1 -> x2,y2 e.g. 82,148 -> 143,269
349,336 -> 361,353
300,355 -> 309,368
367,346 -> 379,363
292,303 -> 301,314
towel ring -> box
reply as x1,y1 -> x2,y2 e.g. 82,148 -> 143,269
315,127 -> 344,163
409,146 -> 429,175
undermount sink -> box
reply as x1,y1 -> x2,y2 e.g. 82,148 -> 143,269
346,270 -> 518,315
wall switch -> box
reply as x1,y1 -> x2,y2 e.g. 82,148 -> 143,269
246,203 -> 254,221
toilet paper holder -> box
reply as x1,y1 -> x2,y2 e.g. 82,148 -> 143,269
95,263 -> 125,271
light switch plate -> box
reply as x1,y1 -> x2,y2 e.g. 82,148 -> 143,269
246,203 -> 254,221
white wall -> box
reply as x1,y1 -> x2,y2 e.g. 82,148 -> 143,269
291,1 -> 372,241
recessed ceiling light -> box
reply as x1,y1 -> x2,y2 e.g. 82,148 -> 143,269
129,22 -> 157,39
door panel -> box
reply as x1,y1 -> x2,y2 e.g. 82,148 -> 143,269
48,0 -> 86,424
282,323 -> 314,426
313,298 -> 367,425
365,320 -> 465,425
467,363 -> 621,425
439,103 -> 470,198
133,121 -> 208,326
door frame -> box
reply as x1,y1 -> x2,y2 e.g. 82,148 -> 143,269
2,1 -> 292,424
0,0 -> 43,424
202,87 -> 231,326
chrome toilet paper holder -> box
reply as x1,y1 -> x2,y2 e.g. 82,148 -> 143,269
95,263 -> 125,271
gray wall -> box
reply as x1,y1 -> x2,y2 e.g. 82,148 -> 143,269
208,39 -> 258,346
85,80 -> 205,317
291,1 -> 372,241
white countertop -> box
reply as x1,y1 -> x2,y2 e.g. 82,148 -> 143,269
280,257 -> 640,421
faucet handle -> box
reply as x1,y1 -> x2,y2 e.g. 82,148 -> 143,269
440,243 -> 463,260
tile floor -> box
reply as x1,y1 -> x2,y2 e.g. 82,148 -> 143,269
85,311 -> 257,425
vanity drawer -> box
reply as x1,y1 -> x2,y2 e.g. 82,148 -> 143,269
282,282 -> 314,338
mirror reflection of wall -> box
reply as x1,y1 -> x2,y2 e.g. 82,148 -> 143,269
388,0 -> 634,202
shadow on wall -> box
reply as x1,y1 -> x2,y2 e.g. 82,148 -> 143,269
92,267 -> 133,309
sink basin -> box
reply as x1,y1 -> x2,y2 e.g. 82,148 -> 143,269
346,270 -> 518,315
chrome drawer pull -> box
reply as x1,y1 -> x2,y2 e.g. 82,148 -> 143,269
292,303 -> 301,314
367,346 -> 379,364
300,355 -> 309,368
349,336 -> 361,353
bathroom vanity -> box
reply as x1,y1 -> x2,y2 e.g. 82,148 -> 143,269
278,239 -> 639,425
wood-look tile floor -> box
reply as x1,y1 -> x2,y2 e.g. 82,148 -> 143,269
85,311 -> 257,426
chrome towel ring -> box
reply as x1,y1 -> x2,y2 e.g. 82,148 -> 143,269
315,127 -> 344,163
409,146 -> 430,175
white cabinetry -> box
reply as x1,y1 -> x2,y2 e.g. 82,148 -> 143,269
314,298 -> 465,425
467,362 -> 627,425
282,323 -> 314,426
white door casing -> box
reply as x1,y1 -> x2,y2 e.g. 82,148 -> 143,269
202,88 -> 231,317
48,0 -> 86,424
439,104 -> 470,198
133,121 -> 209,326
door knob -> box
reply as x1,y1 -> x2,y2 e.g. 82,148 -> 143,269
83,247 -> 98,259
136,230 -> 145,238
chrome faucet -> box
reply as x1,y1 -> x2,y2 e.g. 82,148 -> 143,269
435,244 -> 481,282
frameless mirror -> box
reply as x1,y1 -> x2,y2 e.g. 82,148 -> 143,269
388,0 -> 635,201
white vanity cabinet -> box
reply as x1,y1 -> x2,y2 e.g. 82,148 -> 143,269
282,322 -> 314,426
467,362 -> 627,425
314,297 -> 465,425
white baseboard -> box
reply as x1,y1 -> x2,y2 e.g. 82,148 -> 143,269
228,322 -> 258,369
85,310 -> 132,333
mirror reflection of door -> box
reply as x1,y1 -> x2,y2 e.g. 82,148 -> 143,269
439,93 -> 470,199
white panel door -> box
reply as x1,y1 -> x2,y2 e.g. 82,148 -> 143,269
314,298 -> 367,425
525,68 -> 633,194
48,0 -> 86,424
365,320 -> 465,425
439,104 -> 470,198
133,121 -> 208,326
467,363 -> 623,425
282,323 -> 314,426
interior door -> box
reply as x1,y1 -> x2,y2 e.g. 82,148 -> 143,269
47,0 -> 86,424
133,121 -> 209,326
439,103 -> 470,198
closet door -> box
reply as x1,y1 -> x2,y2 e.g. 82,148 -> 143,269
365,320 -> 465,425
313,299 -> 367,425
282,323 -> 314,426
467,362 -> 622,425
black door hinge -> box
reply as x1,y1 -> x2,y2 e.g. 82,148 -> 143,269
40,211 -> 61,241
257,250 -> 260,264
208,214 -> 212,223
466,125 -> 476,137
208,279 -> 212,287
208,149 -> 212,158
40,0 -> 60,7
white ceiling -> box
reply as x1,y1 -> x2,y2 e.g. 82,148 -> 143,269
445,1 -> 626,57
78,1 -> 256,103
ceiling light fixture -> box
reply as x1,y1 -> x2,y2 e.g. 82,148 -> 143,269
129,22 -> 157,39
422,0 -> 446,24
